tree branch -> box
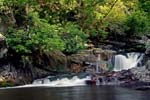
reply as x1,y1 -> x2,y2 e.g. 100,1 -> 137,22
102,0 -> 119,21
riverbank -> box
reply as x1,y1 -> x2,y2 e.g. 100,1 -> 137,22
0,33 -> 150,90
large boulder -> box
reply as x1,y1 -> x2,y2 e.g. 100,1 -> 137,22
67,48 -> 116,73
32,50 -> 67,73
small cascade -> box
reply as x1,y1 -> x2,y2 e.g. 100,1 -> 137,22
30,73 -> 91,87
85,53 -> 107,73
111,52 -> 144,71
96,54 -> 101,73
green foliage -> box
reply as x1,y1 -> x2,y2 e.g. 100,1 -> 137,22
62,22 -> 88,53
6,10 -> 87,54
1,0 -> 150,55
88,28 -> 108,39
6,12 -> 65,54
0,0 -> 150,73
139,0 -> 150,12
0,80 -> 14,87
125,10 -> 150,37
6,28 -> 31,53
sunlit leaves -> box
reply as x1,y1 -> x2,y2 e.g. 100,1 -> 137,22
1,0 -> 150,55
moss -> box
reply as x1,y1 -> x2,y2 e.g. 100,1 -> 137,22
0,80 -> 14,87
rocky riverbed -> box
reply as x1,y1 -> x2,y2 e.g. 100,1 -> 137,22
0,33 -> 150,90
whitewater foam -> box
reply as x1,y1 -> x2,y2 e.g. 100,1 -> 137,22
32,76 -> 90,87
0,75 -> 91,89
113,52 -> 144,71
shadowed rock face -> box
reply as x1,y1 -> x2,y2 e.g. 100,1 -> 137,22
0,34 -> 68,86
0,34 -> 29,86
0,50 -> 68,86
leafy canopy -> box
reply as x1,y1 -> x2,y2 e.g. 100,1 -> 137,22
0,0 -> 150,55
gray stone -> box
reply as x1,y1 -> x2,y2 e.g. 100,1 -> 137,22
131,66 -> 150,82
145,60 -> 150,70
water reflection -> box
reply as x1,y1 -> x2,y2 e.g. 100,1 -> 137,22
0,86 -> 149,100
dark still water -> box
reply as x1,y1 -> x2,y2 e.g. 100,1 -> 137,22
0,86 -> 149,100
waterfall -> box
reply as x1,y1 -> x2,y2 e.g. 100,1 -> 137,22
96,54 -> 101,73
32,76 -> 90,87
112,52 -> 144,71
8,73 -> 91,88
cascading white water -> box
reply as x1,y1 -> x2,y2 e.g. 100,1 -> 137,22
1,75 -> 91,89
112,52 -> 144,71
32,76 -> 90,87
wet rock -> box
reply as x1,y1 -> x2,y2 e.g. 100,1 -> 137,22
0,49 -> 68,86
69,52 -> 96,64
69,63 -> 84,73
130,66 -> 150,82
146,34 -> 150,38
68,48 -> 116,73
93,48 -> 116,60
67,50 -> 95,73
145,48 -> 150,56
0,64 -> 32,86
121,81 -> 150,90
145,60 -> 150,70
32,50 -> 67,72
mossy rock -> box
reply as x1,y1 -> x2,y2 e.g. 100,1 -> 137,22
0,80 -> 15,87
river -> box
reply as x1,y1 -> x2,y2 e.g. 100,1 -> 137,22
0,86 -> 149,100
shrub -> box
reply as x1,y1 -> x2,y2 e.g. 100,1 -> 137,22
62,22 -> 88,54
6,12 -> 65,54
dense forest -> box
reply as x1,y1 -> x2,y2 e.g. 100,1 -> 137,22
0,0 -> 150,54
